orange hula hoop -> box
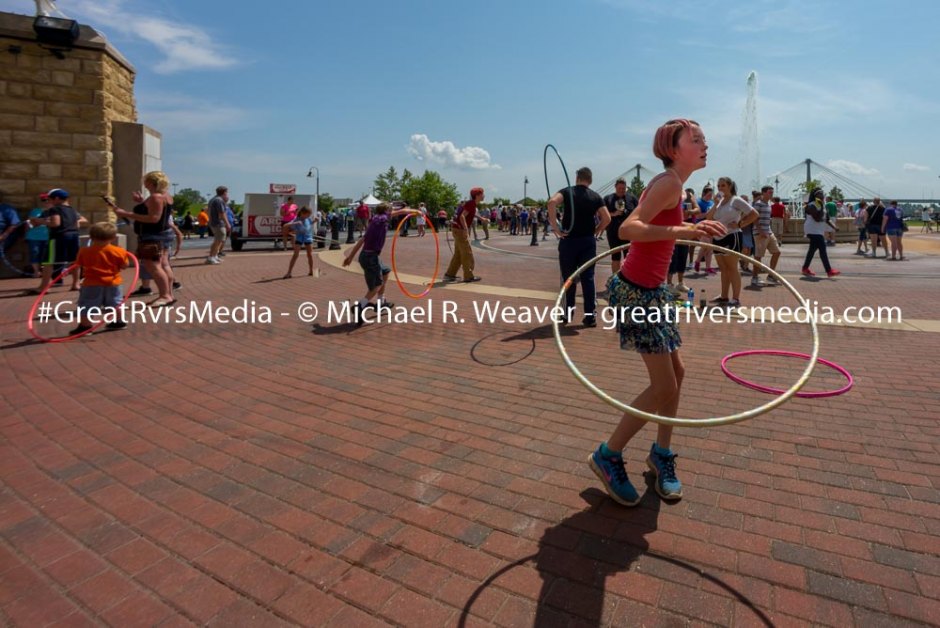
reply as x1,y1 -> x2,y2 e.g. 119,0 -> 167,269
390,210 -> 440,299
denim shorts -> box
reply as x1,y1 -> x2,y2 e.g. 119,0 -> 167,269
78,285 -> 123,310
886,228 -> 904,237
741,230 -> 755,250
359,251 -> 390,290
27,240 -> 48,264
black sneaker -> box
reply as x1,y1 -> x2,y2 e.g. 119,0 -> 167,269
106,321 -> 127,330
130,286 -> 152,296
172,281 -> 182,291
582,315 -> 597,328
378,301 -> 395,311
464,276 -> 482,283
442,274 -> 459,282
68,325 -> 93,336
353,302 -> 365,327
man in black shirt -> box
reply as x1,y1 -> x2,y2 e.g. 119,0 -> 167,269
602,177 -> 638,291
547,167 -> 611,327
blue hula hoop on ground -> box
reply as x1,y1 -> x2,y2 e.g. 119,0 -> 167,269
543,144 -> 576,236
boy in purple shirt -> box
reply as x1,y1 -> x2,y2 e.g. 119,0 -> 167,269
343,202 -> 414,325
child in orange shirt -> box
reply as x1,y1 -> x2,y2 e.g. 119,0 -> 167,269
70,222 -> 130,335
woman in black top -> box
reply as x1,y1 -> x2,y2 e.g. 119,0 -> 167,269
866,198 -> 888,258
112,171 -> 177,307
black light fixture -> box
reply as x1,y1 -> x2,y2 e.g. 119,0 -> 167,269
33,15 -> 79,48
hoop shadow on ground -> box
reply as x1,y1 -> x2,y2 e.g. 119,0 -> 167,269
460,479 -> 773,627
470,330 -> 536,367
470,325 -> 578,366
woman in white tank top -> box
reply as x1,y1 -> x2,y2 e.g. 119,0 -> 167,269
704,177 -> 758,307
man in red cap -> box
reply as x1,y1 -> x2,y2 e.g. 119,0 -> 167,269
443,187 -> 484,282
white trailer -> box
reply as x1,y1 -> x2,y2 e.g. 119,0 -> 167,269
231,193 -> 315,251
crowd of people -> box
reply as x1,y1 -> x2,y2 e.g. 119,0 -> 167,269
3,116 -> 937,511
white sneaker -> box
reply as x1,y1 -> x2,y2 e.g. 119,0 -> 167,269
751,276 -> 763,286
675,283 -> 689,293
205,257 -> 219,265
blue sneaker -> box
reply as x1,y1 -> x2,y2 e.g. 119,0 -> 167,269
646,443 -> 683,500
588,444 -> 640,507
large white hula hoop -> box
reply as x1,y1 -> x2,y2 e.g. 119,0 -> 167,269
552,239 -> 819,427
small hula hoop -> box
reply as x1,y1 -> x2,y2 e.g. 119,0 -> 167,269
543,144 -> 575,235
552,239 -> 820,427
27,252 -> 141,343
721,350 -> 853,398
391,210 -> 440,299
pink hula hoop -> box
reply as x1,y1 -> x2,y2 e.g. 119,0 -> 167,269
721,350 -> 853,399
27,252 -> 141,343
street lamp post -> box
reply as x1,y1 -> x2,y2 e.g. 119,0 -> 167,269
306,167 -> 319,214
526,176 -> 539,246
307,166 -> 329,248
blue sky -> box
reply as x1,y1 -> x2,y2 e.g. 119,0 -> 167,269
5,0 -> 939,202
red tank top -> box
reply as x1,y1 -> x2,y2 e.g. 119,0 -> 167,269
620,192 -> 683,289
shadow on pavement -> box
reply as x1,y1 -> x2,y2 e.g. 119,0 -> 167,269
470,330 -> 536,367
459,479 -> 774,627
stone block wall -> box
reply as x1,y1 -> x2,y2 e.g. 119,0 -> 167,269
0,11 -> 136,225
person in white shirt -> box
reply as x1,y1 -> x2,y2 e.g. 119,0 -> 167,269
802,189 -> 840,277
704,177 -> 758,307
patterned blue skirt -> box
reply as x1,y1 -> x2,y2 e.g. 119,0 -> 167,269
606,273 -> 682,354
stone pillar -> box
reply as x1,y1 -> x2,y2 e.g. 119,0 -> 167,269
0,11 -> 137,225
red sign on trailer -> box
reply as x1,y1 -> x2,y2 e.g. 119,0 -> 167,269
269,183 -> 297,194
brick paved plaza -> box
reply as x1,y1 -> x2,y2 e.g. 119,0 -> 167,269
1,231 -> 938,626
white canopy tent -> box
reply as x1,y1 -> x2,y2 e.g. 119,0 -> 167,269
361,194 -> 382,207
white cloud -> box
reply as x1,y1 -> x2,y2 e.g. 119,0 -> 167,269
903,163 -> 930,172
827,160 -> 880,177
407,134 -> 500,170
138,93 -> 249,133
64,0 -> 237,74
600,0 -> 828,37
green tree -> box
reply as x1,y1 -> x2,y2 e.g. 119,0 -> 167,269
316,193 -> 335,215
373,166 -> 401,201
400,170 -> 460,212
492,197 -> 511,206
828,186 -> 844,202
797,179 -> 823,199
628,175 -> 646,198
174,187 -> 206,215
